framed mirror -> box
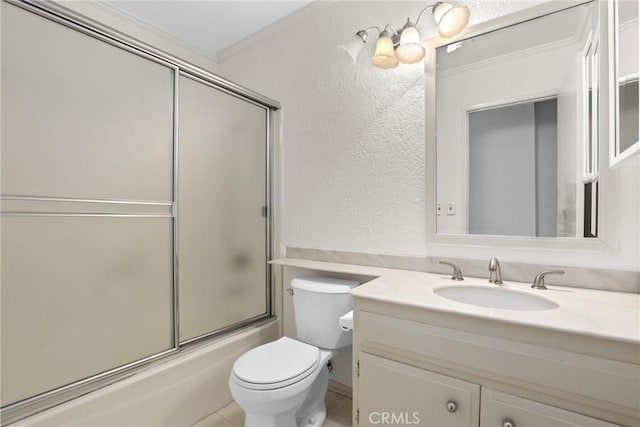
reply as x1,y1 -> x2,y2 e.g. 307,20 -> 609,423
609,0 -> 639,167
425,0 -> 614,251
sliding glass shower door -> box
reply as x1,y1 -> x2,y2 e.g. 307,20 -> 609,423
1,0 -> 274,419
1,1 -> 176,406
177,75 -> 269,343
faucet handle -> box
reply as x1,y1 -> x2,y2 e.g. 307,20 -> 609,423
531,270 -> 564,290
439,261 -> 464,281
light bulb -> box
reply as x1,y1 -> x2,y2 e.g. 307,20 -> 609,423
371,34 -> 398,69
395,24 -> 426,64
433,2 -> 470,38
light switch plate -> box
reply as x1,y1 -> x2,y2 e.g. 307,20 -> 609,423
447,202 -> 455,215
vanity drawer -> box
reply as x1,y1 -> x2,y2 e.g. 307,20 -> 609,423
480,388 -> 619,427
358,311 -> 640,414
359,352 -> 480,427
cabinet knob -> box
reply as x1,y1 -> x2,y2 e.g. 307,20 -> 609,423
502,418 -> 515,427
446,400 -> 457,413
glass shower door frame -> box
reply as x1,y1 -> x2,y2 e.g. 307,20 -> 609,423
1,0 -> 278,423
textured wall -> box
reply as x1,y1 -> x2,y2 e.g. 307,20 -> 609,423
220,2 -> 430,256
217,1 -> 640,270
218,1 -> 543,256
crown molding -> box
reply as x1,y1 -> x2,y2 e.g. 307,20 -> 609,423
49,0 -> 218,72
216,0 -> 333,64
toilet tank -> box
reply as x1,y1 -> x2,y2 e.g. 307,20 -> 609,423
291,276 -> 359,349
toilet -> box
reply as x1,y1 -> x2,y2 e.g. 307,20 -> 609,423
229,276 -> 359,427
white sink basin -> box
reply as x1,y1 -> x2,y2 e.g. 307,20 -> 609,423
434,285 -> 558,311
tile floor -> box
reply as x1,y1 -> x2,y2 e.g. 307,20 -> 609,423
192,390 -> 352,427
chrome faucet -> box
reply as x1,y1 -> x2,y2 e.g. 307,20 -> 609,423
531,270 -> 564,290
488,257 -> 503,284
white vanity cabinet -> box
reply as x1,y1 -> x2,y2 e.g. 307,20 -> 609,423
352,304 -> 638,427
359,352 -> 480,427
357,352 -> 618,427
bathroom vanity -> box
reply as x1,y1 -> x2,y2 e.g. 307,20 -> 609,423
271,258 -> 639,427
351,273 -> 639,427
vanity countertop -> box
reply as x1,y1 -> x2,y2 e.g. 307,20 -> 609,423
271,258 -> 640,345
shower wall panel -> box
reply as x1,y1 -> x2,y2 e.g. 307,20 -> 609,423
0,1 -> 177,407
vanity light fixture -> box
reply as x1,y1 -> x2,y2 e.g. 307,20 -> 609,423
338,2 -> 470,69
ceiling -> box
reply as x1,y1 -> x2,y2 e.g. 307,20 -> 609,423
111,0 -> 314,54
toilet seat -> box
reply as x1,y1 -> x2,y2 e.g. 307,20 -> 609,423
231,337 -> 320,391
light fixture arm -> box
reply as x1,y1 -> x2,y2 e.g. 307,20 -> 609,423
384,24 -> 399,37
356,26 -> 382,43
414,4 -> 436,27
383,24 -> 401,45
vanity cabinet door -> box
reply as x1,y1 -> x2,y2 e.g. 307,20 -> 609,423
358,352 -> 480,427
480,389 -> 619,427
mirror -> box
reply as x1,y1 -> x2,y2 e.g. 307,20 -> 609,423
430,1 -> 601,240
609,0 -> 639,166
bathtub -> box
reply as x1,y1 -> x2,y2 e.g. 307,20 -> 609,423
12,321 -> 279,426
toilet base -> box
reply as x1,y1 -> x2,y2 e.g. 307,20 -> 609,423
298,402 -> 326,427
242,368 -> 328,427
231,347 -> 335,427
295,359 -> 329,427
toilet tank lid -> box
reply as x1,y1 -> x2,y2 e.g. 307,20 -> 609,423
291,276 -> 359,294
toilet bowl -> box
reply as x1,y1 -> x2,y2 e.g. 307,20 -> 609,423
229,337 -> 335,427
229,276 -> 359,427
